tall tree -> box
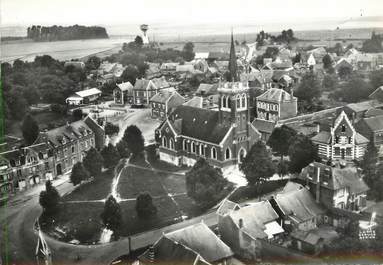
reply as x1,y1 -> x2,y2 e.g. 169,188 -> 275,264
240,141 -> 275,187
100,195 -> 122,233
85,56 -> 101,71
120,65 -> 139,85
322,54 -> 333,71
295,72 -> 321,104
186,158 -> 228,208
267,125 -> 297,159
101,144 -> 121,169
21,113 -> 39,145
337,65 -> 352,80
83,147 -> 104,177
116,139 -> 130,158
122,125 -> 145,159
134,36 -> 144,49
322,74 -> 338,91
39,180 -> 60,215
70,162 -> 89,186
182,42 -> 195,62
135,192 -> 157,218
288,134 -> 318,173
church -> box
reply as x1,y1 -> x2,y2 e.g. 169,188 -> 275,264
156,33 -> 261,168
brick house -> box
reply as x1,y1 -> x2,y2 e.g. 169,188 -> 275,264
299,162 -> 369,212
311,111 -> 369,162
252,88 -> 297,141
149,90 -> 184,120
156,81 -> 261,168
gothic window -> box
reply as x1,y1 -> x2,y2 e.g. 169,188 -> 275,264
169,138 -> 175,150
200,145 -> 205,156
162,136 -> 168,148
222,96 -> 227,108
227,97 -> 231,108
211,147 -> 217,159
341,124 -> 346,132
236,95 -> 241,109
192,142 -> 196,153
225,147 -> 231,160
183,139 -> 188,151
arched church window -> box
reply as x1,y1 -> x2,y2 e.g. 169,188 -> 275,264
225,147 -> 231,160
162,136 -> 168,148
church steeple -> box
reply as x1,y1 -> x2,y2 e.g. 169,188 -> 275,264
228,29 -> 239,82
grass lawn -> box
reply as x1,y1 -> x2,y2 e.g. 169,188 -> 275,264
62,169 -> 114,201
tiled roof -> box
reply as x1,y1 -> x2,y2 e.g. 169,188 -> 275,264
116,81 -> 133,92
133,79 -> 151,91
168,105 -> 231,144
275,182 -> 325,222
228,201 -> 279,239
257,88 -> 296,102
75,88 -> 101,98
217,199 -> 240,216
331,167 -> 369,194
358,115 -> 383,132
151,76 -> 170,89
150,90 -> 174,103
311,131 -> 331,144
364,108 -> 383,118
196,83 -> 218,95
355,133 -> 369,144
37,120 -> 93,147
183,97 -> 203,108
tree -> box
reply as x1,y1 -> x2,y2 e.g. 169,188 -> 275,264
295,72 -> 321,104
101,144 -> 120,169
120,65 -> 139,85
70,162 -> 89,186
72,109 -> 83,121
182,42 -> 195,62
39,180 -> 60,215
362,31 -> 383,53
116,139 -> 130,158
330,75 -> 372,103
369,69 -> 383,90
322,54 -> 333,70
86,56 -> 101,71
337,65 -> 352,80
288,134 -> 318,173
21,113 -> 39,145
134,36 -> 144,49
122,125 -> 145,159
135,192 -> 157,218
360,137 -> 378,189
277,160 -> 289,178
267,125 -> 297,159
186,159 -> 228,207
240,141 -> 275,187
83,147 -> 104,177
100,195 -> 122,233
104,122 -> 120,136
322,74 -> 338,91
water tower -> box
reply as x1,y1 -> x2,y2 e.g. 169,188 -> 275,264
140,24 -> 149,44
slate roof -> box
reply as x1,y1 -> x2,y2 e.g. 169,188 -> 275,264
228,201 -> 279,239
275,182 -> 325,223
364,108 -> 383,118
140,223 -> 232,264
357,115 -> 383,132
150,90 -> 174,103
311,131 -> 331,144
168,105 -> 231,144
331,167 -> 369,194
196,83 -> 219,95
183,97 -> 203,108
152,76 -> 170,89
257,88 -> 296,102
133,79 -> 151,91
252,119 -> 276,134
37,120 -> 93,147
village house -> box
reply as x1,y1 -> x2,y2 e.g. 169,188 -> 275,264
137,222 -> 237,265
311,111 -> 369,162
156,82 -> 261,168
34,118 -> 99,176
160,62 -> 179,73
133,77 -> 170,106
334,58 -> 353,73
113,81 -> 134,105
66,88 -> 102,106
270,182 -> 325,232
0,142 -> 55,197
150,90 -> 185,120
355,113 -> 383,157
252,88 -> 297,141
300,162 -> 369,214
218,200 -> 284,260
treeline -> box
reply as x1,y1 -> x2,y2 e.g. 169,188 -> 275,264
361,31 -> 383,53
27,25 -> 108,41
256,29 -> 297,46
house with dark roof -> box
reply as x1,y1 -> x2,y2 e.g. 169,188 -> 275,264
113,81 -> 134,105
34,118 -> 98,176
133,77 -> 170,106
300,162 -> 369,213
137,222 -> 236,265
156,82 -> 261,168
311,111 -> 369,162
355,114 -> 383,157
149,90 -> 185,120
253,88 -> 297,141
270,182 -> 325,232
0,142 -> 55,197
218,200 -> 284,260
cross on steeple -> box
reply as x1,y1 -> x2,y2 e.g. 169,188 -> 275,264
228,29 -> 239,82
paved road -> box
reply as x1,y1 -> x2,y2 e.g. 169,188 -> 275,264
0,174 -> 220,265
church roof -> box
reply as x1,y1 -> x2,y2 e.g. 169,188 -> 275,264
168,105 -> 231,144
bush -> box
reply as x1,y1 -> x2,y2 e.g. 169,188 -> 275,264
136,192 -> 157,218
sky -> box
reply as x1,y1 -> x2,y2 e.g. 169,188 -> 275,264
1,0 -> 382,26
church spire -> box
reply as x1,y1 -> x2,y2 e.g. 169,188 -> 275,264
228,29 -> 239,82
